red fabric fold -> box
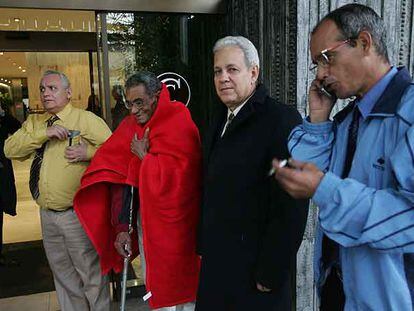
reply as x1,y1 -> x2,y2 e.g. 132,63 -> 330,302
74,85 -> 201,308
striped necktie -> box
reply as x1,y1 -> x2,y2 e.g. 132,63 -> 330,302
221,112 -> 234,137
29,115 -> 59,200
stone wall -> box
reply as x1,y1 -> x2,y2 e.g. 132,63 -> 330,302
226,0 -> 298,107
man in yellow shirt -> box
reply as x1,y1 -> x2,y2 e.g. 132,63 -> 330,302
4,70 -> 112,311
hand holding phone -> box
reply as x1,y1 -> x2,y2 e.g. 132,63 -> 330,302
309,79 -> 336,123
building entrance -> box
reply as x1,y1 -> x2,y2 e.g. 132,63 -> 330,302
0,5 -> 224,309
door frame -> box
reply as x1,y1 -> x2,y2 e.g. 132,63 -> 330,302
0,0 -> 226,14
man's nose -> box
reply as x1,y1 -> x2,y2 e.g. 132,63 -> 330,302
42,89 -> 53,97
316,65 -> 329,81
218,71 -> 230,83
131,105 -> 138,114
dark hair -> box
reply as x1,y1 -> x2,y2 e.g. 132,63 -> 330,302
125,71 -> 162,97
313,3 -> 389,62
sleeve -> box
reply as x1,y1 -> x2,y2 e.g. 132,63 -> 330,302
4,115 -> 48,160
255,107 -> 309,290
110,184 -> 134,234
81,113 -> 112,160
313,125 -> 414,252
288,117 -> 335,171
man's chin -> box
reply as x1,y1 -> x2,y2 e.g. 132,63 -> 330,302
43,106 -> 56,114
219,96 -> 237,107
135,116 -> 148,125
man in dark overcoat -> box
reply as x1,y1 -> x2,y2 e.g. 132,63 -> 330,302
0,104 -> 21,265
195,35 -> 309,311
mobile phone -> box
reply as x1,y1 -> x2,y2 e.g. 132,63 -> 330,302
68,130 -> 81,146
319,87 -> 334,98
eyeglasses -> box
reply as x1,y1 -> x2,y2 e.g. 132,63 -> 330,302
124,97 -> 155,110
310,39 -> 351,72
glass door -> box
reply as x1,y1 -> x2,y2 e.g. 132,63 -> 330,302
95,11 -> 225,133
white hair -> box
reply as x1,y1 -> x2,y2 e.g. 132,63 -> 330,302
213,36 -> 260,69
42,70 -> 71,89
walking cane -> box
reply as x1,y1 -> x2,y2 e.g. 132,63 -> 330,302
120,186 -> 134,311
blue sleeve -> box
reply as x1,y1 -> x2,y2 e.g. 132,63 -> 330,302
313,126 -> 414,253
288,117 -> 334,171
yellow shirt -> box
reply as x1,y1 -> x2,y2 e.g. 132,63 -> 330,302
4,103 -> 112,211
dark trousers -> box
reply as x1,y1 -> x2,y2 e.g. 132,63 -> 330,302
0,210 -> 3,255
196,283 -> 290,311
320,267 -> 345,311
196,255 -> 291,311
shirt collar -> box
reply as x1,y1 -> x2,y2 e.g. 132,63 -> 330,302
226,91 -> 255,119
45,103 -> 73,123
356,66 -> 397,119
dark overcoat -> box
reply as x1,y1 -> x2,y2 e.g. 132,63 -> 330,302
0,114 -> 21,215
196,85 -> 308,311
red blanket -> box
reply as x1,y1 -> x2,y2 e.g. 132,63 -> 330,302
74,85 -> 201,308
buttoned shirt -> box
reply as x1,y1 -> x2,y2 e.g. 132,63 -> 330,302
5,103 -> 111,211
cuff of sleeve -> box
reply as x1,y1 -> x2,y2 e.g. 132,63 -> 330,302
115,224 -> 129,234
312,172 -> 342,210
303,117 -> 333,135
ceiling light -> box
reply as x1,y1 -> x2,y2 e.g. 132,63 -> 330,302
0,52 -> 3,56
14,18 -> 20,22
18,66 -> 21,69
22,69 -> 26,72
12,62 -> 16,66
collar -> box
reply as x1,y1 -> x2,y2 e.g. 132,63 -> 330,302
356,66 -> 397,119
334,67 -> 412,123
45,103 -> 73,123
370,66 -> 412,115
226,91 -> 255,119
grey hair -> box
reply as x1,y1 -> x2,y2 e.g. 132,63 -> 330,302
41,70 -> 71,89
125,71 -> 162,97
313,3 -> 389,62
213,36 -> 260,69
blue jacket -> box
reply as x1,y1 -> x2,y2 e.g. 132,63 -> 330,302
289,67 -> 414,310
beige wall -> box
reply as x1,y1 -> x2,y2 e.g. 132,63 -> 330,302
0,8 -> 95,32
26,52 -> 91,110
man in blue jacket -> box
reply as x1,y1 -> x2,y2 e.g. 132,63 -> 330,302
273,4 -> 414,311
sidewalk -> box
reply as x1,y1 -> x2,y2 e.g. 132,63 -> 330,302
0,291 -> 150,311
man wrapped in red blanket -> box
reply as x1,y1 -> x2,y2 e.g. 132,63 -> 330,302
74,72 -> 201,309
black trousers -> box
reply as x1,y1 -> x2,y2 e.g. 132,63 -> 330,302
0,210 -> 3,255
196,255 -> 292,311
320,267 -> 345,311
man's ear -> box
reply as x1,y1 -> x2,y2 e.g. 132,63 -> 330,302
251,65 -> 259,84
155,90 -> 161,100
66,88 -> 72,100
357,30 -> 372,53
